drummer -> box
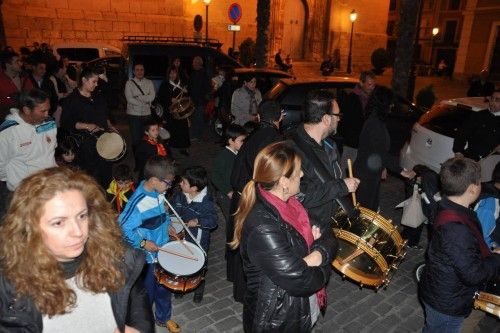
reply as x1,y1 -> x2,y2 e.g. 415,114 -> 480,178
118,156 -> 181,332
289,89 -> 360,232
60,66 -> 119,187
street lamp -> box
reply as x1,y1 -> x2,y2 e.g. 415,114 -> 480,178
347,9 -> 357,74
203,0 -> 211,44
431,27 -> 439,68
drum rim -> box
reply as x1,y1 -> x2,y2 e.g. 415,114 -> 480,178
156,241 -> 207,277
95,131 -> 127,161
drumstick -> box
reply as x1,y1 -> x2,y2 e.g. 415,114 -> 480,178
158,247 -> 198,261
171,233 -> 195,256
347,159 -> 357,206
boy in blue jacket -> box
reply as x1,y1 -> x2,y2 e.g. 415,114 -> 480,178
171,165 -> 218,303
118,156 -> 180,332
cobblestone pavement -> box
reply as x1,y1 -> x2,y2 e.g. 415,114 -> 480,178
111,63 -> 497,332
150,134 -> 498,333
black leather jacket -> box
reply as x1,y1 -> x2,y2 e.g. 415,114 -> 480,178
241,191 -> 334,332
291,125 -> 350,232
0,246 -> 153,333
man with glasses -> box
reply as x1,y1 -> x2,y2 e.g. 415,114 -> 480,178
290,89 -> 360,232
453,89 -> 500,161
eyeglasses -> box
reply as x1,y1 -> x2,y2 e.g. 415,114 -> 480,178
161,179 -> 173,187
330,112 -> 343,119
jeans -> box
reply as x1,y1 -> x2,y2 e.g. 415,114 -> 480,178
422,301 -> 464,333
144,263 -> 172,323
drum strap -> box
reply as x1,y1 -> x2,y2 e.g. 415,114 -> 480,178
435,210 -> 491,258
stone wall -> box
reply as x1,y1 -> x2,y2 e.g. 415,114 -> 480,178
1,0 -> 258,53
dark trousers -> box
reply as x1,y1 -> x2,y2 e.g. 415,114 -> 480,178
128,115 -> 151,149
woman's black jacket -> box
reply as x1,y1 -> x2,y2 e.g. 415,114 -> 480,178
0,247 -> 153,333
240,191 -> 334,332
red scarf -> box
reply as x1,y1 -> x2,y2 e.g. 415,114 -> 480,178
144,135 -> 167,156
258,186 -> 327,309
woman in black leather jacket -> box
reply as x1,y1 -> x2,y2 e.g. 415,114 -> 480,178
230,141 -> 337,332
0,167 -> 153,333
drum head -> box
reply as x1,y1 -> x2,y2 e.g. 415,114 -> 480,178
170,216 -> 184,234
96,132 -> 125,160
159,127 -> 170,140
158,241 -> 205,276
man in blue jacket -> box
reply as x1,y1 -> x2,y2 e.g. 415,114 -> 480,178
419,157 -> 500,333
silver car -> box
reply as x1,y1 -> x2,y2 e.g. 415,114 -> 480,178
400,97 -> 500,182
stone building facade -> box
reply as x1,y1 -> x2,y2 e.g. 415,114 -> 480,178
1,0 -> 389,72
387,0 -> 500,81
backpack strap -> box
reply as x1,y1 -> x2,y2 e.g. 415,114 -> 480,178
435,209 -> 491,258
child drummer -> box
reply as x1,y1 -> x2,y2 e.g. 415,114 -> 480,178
118,156 -> 181,332
171,166 -> 218,303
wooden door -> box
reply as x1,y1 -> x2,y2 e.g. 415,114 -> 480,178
282,0 -> 305,60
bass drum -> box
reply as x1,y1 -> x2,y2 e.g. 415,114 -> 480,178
169,94 -> 195,120
332,206 -> 407,288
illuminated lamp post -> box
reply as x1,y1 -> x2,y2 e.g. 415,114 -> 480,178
347,9 -> 357,74
431,27 -> 439,69
203,0 -> 212,44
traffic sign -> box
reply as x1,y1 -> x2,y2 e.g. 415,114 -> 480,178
227,24 -> 241,32
228,3 -> 242,24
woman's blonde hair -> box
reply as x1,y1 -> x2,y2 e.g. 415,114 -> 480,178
0,167 -> 126,316
229,141 -> 300,249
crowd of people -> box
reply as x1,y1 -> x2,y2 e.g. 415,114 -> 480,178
0,41 -> 499,333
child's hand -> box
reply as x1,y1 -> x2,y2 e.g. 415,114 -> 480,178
187,219 -> 199,228
143,240 -> 159,252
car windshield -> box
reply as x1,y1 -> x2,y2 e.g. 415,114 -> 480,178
418,104 -> 473,138
57,48 -> 100,62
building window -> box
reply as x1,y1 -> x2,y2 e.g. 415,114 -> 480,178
387,21 -> 396,36
389,0 -> 397,11
448,0 -> 460,10
444,20 -> 458,44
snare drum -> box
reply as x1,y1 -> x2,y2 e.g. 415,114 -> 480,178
169,216 -> 185,240
95,131 -> 126,161
155,241 -> 206,292
332,206 -> 406,288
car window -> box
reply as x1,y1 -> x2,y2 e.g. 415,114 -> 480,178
57,48 -> 99,62
104,50 -> 121,57
133,54 -> 170,78
419,104 -> 472,138
280,85 -> 311,106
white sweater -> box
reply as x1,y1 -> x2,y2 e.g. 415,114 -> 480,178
124,77 -> 156,116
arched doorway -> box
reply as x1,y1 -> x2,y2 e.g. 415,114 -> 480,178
282,0 -> 306,60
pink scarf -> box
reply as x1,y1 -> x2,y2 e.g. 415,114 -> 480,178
258,186 -> 327,309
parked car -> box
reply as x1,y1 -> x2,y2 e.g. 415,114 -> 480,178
400,97 -> 500,182
264,77 -> 422,155
232,68 -> 293,95
264,77 -> 359,134
122,36 -> 241,90
52,43 -> 122,65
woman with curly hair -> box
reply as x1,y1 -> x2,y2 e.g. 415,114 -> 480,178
0,167 -> 153,332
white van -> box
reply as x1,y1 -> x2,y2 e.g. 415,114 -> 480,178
52,43 -> 122,65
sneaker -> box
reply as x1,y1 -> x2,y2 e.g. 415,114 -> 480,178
166,320 -> 181,333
